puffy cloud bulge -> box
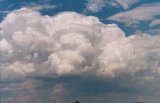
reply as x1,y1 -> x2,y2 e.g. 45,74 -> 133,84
0,8 -> 160,81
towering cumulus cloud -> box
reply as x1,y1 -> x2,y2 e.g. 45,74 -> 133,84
1,8 -> 160,103
0,8 -> 160,80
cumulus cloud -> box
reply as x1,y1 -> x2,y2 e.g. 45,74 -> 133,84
0,38 -> 12,53
85,0 -> 139,13
0,8 -> 160,81
1,8 -> 160,103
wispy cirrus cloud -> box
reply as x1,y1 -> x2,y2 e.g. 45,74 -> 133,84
85,0 -> 139,13
24,3 -> 57,11
150,19 -> 160,27
0,0 -> 62,21
108,3 -> 160,24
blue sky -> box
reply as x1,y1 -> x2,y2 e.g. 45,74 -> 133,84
0,0 -> 160,103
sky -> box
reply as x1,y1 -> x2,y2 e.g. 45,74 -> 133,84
0,0 -> 160,103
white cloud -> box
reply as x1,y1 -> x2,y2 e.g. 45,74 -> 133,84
1,61 -> 35,81
1,7 -> 160,103
85,0 -> 139,13
108,3 -> 160,24
150,19 -> 160,27
85,0 -> 106,13
8,61 -> 35,75
115,0 -> 138,9
0,8 -> 160,82
24,3 -> 57,11
0,39 -> 12,53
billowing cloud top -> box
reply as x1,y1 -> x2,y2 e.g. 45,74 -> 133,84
0,8 -> 160,81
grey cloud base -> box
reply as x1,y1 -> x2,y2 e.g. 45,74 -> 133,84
0,8 -> 160,103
